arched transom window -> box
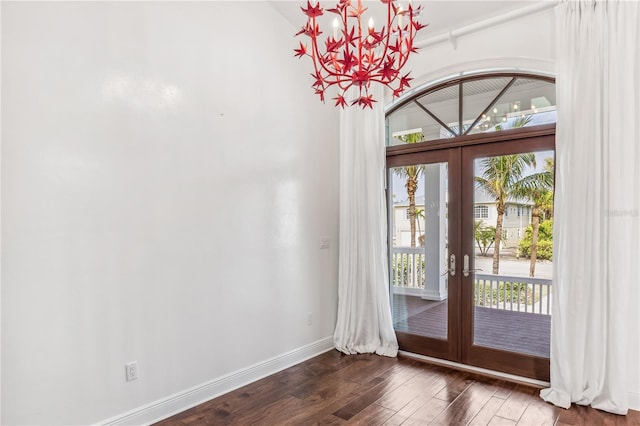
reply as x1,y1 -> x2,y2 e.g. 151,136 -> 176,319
386,73 -> 556,146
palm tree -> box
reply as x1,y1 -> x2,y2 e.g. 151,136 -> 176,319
511,156 -> 554,277
541,158 -> 555,220
474,220 -> 496,257
415,207 -> 425,247
475,153 -> 551,274
394,131 -> 424,248
512,185 -> 554,277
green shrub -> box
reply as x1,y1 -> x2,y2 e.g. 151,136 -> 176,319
474,281 -> 536,307
518,219 -> 553,260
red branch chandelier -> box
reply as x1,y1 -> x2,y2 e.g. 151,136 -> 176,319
294,0 -> 425,109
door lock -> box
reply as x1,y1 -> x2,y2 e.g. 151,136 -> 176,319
449,254 -> 456,277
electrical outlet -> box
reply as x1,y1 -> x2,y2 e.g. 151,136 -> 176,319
125,361 -> 139,382
307,312 -> 313,326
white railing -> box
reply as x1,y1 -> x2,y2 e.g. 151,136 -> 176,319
391,248 -> 552,315
474,274 -> 552,315
391,247 -> 425,290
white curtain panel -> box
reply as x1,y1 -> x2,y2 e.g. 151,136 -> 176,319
333,85 -> 398,357
541,0 -> 640,415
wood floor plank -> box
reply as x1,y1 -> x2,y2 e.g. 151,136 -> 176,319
494,383 -> 538,421
468,396 -> 507,426
245,374 -> 363,425
625,409 -> 640,425
287,362 -> 366,400
434,370 -> 474,402
492,380 -> 518,399
336,355 -> 399,387
153,351 -> 640,426
555,403 -> 585,425
487,416 -> 518,426
402,396 -> 450,425
332,376 -> 396,420
382,413 -> 409,425
375,361 -> 426,393
429,381 -> 497,425
315,414 -> 346,425
280,393 -> 360,425
516,398 -> 561,426
391,394 -> 431,419
374,368 -> 441,412
346,402 -> 397,425
467,374 -> 518,400
229,394 -> 301,425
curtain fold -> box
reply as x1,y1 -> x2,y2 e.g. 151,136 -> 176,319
541,0 -> 640,415
333,85 -> 398,357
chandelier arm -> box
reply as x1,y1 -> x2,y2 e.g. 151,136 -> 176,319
353,2 -> 390,90
327,76 -> 356,86
312,51 -> 352,87
342,6 -> 350,58
394,8 -> 417,73
375,2 -> 395,78
336,78 -> 352,89
357,0 -> 363,74
308,23 -> 341,82
376,0 -> 393,75
339,4 -> 353,77
338,81 -> 355,94
368,76 -> 395,85
394,47 -> 412,77
307,17 -> 330,93
308,7 -> 358,82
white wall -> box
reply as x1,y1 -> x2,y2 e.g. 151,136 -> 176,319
402,4 -> 640,409
1,2 -> 339,424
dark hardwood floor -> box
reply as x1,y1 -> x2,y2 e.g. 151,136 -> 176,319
155,350 -> 640,425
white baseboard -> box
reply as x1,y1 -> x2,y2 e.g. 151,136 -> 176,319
99,336 -> 335,426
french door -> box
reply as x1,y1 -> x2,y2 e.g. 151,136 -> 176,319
387,126 -> 554,381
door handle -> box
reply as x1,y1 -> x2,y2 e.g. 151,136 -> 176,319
463,254 -> 482,277
463,254 -> 469,277
449,254 -> 456,277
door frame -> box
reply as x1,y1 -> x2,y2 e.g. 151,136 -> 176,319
386,123 -> 555,380
460,133 -> 555,381
387,148 -> 461,362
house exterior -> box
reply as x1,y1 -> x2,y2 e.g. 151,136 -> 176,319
392,195 -> 427,247
473,188 -> 533,248
393,189 -> 532,249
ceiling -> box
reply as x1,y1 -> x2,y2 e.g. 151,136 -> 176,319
269,0 -> 539,41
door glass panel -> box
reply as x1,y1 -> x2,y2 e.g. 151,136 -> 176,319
472,151 -> 555,357
390,161 -> 449,340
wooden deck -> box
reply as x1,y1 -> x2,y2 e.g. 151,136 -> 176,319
393,295 -> 551,358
